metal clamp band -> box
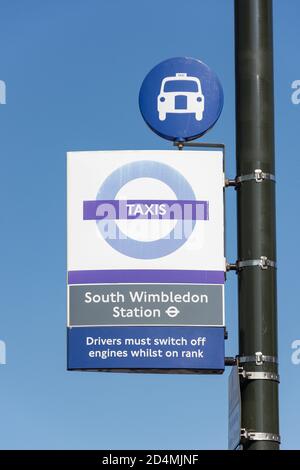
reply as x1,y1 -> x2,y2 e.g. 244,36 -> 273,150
237,256 -> 277,270
239,369 -> 280,382
238,352 -> 278,366
241,429 -> 281,444
236,169 -> 276,184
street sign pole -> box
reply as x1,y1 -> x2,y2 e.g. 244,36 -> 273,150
235,0 -> 280,449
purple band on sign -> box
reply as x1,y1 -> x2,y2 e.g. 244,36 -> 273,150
68,269 -> 225,285
83,200 -> 209,220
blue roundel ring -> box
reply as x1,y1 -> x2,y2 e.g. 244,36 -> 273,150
96,161 -> 196,259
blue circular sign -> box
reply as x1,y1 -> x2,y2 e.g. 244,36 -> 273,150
139,57 -> 224,141
96,161 -> 196,259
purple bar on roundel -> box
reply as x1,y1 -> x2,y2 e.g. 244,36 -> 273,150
83,199 -> 209,220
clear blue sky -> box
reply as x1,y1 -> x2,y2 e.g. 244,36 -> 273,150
0,0 -> 299,450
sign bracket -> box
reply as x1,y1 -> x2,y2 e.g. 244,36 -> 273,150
224,357 -> 237,366
225,168 -> 276,188
226,256 -> 277,272
173,141 -> 225,151
238,352 -> 278,366
225,353 -> 277,368
236,169 -> 276,184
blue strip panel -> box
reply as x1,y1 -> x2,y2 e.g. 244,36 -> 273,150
67,326 -> 225,372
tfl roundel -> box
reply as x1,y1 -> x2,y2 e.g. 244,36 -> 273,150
139,57 -> 224,142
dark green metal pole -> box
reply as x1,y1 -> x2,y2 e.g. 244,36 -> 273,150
235,0 -> 280,449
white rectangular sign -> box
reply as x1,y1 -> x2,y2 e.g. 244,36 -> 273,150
67,150 -> 226,371
67,150 -> 225,275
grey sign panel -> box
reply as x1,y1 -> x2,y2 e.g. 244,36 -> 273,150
68,284 -> 224,327
228,366 -> 242,450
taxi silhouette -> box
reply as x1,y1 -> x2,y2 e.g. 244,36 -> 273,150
157,73 -> 205,121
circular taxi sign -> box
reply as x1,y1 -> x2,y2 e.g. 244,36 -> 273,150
139,57 -> 224,141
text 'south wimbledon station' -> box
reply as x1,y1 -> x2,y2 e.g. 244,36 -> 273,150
67,150 -> 226,372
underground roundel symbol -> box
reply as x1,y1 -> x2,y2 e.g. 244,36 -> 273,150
96,161 -> 197,259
